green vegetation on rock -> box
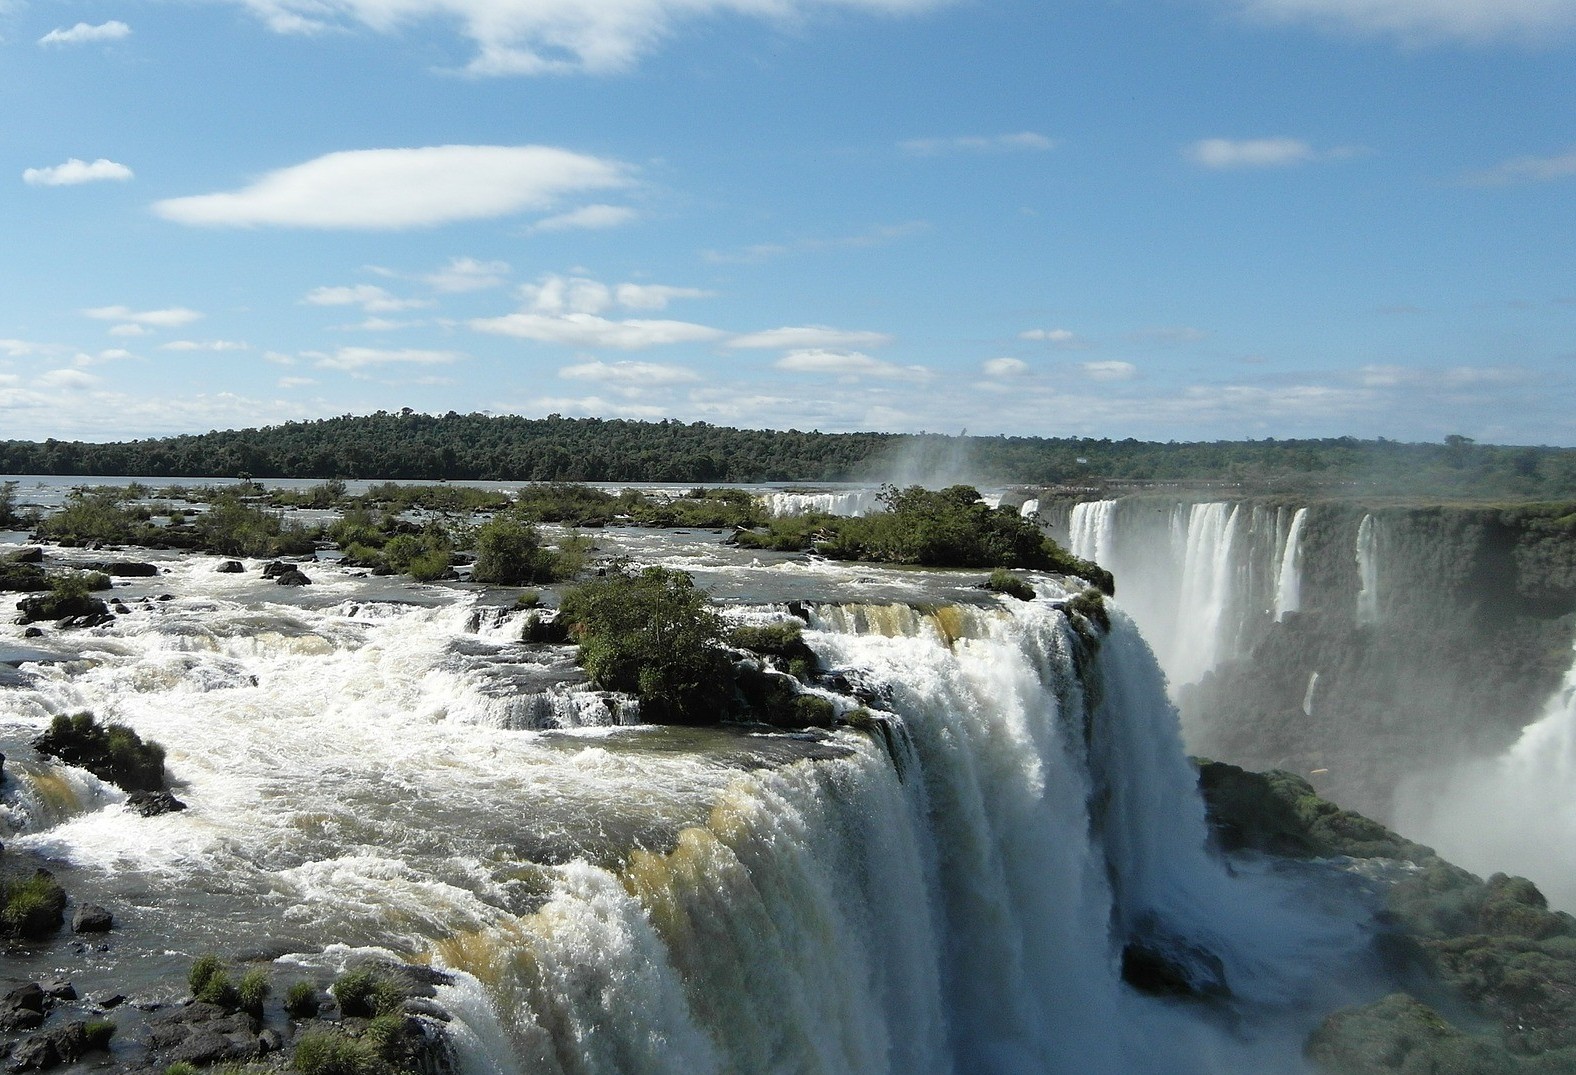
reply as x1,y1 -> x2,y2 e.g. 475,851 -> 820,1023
34,711 -> 167,792
982,568 -> 1036,601
0,869 -> 67,937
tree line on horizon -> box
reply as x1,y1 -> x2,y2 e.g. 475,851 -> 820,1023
3,411 -> 1574,500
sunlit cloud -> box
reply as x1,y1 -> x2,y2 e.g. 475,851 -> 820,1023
161,340 -> 251,352
1227,0 -> 1576,44
1464,146 -> 1576,186
529,204 -> 638,232
775,348 -> 930,381
154,145 -> 631,229
559,360 -> 700,385
729,326 -> 893,350
983,357 -> 1029,377
473,312 -> 724,349
38,20 -> 130,46
702,222 -> 929,264
1019,328 -> 1089,348
83,305 -> 202,327
23,158 -> 134,186
614,284 -> 713,310
1082,360 -> 1138,381
423,257 -> 510,292
305,284 -> 429,313
308,347 -> 466,371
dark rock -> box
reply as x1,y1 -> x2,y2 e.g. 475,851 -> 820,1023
95,995 -> 125,1010
257,1028 -> 285,1054
6,1021 -> 90,1072
260,561 -> 291,579
0,985 -> 47,1032
125,791 -> 186,817
72,904 -> 114,933
156,594 -> 174,602
274,568 -> 311,586
1121,932 -> 1229,1000
147,1002 -> 259,1066
39,981 -> 74,1002
215,560 -> 245,573
21,628 -> 41,638
402,999 -> 452,1022
15,593 -> 108,626
8,548 -> 43,564
88,561 -> 159,577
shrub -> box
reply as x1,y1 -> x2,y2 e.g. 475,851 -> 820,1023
189,954 -> 239,1008
0,481 -> 18,527
165,1063 -> 200,1075
983,569 -> 1036,601
84,1020 -> 116,1049
237,967 -> 271,1014
381,532 -> 452,582
0,870 -> 67,937
332,967 -> 406,1018
293,1027 -> 381,1075
38,489 -> 135,544
469,518 -> 554,585
328,509 -> 387,551
558,565 -> 733,724
284,980 -> 321,1018
34,712 -> 167,792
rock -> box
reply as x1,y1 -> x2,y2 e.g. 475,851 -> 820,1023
39,981 -> 74,1002
88,561 -> 159,577
260,561 -> 291,578
7,548 -> 43,564
0,985 -> 47,1032
1120,933 -> 1229,1000
274,568 -> 311,587
15,593 -> 108,626
72,904 -> 113,933
215,560 -> 245,573
95,995 -> 125,1010
125,791 -> 187,817
22,627 -> 41,638
257,1028 -> 285,1054
6,1021 -> 91,1072
147,1003 -> 259,1066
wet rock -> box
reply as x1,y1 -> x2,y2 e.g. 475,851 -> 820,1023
39,982 -> 74,1003
146,1002 -> 259,1066
88,561 -> 159,577
21,628 -> 42,638
15,593 -> 108,627
125,791 -> 187,817
95,995 -> 125,1010
72,904 -> 113,933
6,1021 -> 91,1072
8,548 -> 43,564
0,985 -> 47,1032
215,560 -> 244,573
1120,934 -> 1229,1000
260,561 -> 291,579
257,1028 -> 285,1054
274,568 -> 312,587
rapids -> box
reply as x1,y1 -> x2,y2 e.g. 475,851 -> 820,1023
0,534 -> 1384,1073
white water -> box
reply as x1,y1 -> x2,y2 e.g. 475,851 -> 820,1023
0,548 -> 1375,1073
1355,514 -> 1379,626
760,489 -> 882,517
1273,508 -> 1307,623
1068,500 -> 1302,692
1396,640 -> 1576,911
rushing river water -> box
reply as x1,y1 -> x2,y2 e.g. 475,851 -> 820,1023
0,488 -> 1392,1073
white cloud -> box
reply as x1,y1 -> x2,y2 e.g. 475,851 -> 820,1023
1186,138 -> 1317,169
900,132 -> 1056,155
983,357 -> 1029,377
83,305 -> 202,327
36,368 -> 99,389
521,274 -> 613,315
278,376 -> 317,388
71,349 -> 135,367
38,20 -> 131,45
227,0 -> 952,76
1228,0 -> 1576,44
559,360 -> 700,385
338,317 -> 426,331
1465,146 -> 1576,186
1130,325 -> 1208,344
614,283 -> 713,310
23,158 -> 134,186
161,339 -> 251,352
472,312 -> 724,349
1018,327 -> 1087,347
309,347 -> 466,371
305,284 -> 429,312
729,325 -> 893,350
703,222 -> 929,264
530,204 -> 639,232
154,145 -> 630,229
0,339 -> 61,358
109,323 -> 149,337
1082,360 -> 1138,381
264,351 -> 297,365
423,257 -> 510,292
775,349 -> 930,381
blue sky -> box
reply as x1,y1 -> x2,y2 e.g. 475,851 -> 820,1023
2,0 -> 1574,445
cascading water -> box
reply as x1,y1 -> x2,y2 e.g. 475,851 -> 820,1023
1273,508 -> 1306,623
1354,514 -> 1379,626
760,489 -> 882,517
0,548 -> 1377,1073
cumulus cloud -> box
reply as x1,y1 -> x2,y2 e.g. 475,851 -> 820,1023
472,312 -> 724,349
83,305 -> 202,327
1464,146 -> 1576,186
1227,0 -> 1576,44
154,145 -> 630,229
729,325 -> 893,350
899,132 -> 1055,155
529,204 -> 638,232
1082,360 -> 1138,381
227,0 -> 952,76
109,324 -> 149,337
36,368 -> 99,389
559,360 -> 700,385
308,347 -> 465,371
1019,328 -> 1087,347
775,349 -> 930,381
423,257 -> 510,292
38,20 -> 130,45
23,158 -> 134,186
521,274 -> 614,315
305,284 -> 429,312
983,357 -> 1029,377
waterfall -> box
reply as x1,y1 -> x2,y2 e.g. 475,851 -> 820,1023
760,489 -> 882,517
1355,514 -> 1379,626
1069,500 -> 1117,570
1273,508 -> 1307,622
1018,498 -> 1039,519
1171,503 -> 1245,688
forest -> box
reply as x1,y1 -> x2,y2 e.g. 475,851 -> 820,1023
3,411 -> 1575,500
